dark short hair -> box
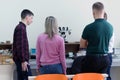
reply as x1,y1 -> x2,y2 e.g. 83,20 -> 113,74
104,12 -> 107,20
92,2 -> 104,11
21,9 -> 34,19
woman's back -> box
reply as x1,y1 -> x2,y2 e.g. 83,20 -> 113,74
37,33 -> 65,65
36,16 -> 66,74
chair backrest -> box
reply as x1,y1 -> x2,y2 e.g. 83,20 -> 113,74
73,73 -> 104,80
35,74 -> 68,80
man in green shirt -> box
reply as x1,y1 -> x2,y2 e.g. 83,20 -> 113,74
80,2 -> 113,74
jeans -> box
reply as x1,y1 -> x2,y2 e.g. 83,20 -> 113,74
39,63 -> 63,74
107,53 -> 112,80
15,61 -> 32,80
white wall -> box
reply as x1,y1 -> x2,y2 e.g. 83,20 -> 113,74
0,0 -> 120,48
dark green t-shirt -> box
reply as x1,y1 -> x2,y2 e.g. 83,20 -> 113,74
82,19 -> 113,54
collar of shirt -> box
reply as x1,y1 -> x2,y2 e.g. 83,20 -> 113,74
19,22 -> 26,28
95,18 -> 105,22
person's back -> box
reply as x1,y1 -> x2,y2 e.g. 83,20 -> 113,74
37,33 -> 64,65
84,19 -> 113,54
36,16 -> 66,74
80,2 -> 113,74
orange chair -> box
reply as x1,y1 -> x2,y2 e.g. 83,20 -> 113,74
35,74 -> 68,80
73,73 -> 104,80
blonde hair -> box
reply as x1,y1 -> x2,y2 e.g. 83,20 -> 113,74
45,16 -> 58,39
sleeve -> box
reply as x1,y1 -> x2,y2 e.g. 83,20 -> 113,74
59,38 -> 67,74
20,27 -> 26,62
82,26 -> 88,40
36,36 -> 41,69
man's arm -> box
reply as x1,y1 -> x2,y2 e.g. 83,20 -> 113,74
20,28 -> 26,62
80,38 -> 88,48
19,27 -> 28,71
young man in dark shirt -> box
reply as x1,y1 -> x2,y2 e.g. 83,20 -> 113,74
13,9 -> 34,80
80,2 -> 113,76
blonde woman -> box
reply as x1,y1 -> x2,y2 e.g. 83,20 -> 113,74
36,16 -> 66,74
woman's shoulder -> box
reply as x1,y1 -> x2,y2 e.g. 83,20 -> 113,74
54,34 -> 64,41
37,33 -> 47,38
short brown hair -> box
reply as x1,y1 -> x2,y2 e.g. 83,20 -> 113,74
104,12 -> 107,20
21,9 -> 34,19
92,2 -> 104,11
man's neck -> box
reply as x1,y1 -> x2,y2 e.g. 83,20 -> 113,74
21,20 -> 27,26
94,12 -> 104,19
94,15 -> 104,20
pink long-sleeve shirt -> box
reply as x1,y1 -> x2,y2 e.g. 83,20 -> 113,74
36,33 -> 66,74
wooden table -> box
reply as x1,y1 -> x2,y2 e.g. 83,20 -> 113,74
65,42 -> 80,54
0,44 -> 12,50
